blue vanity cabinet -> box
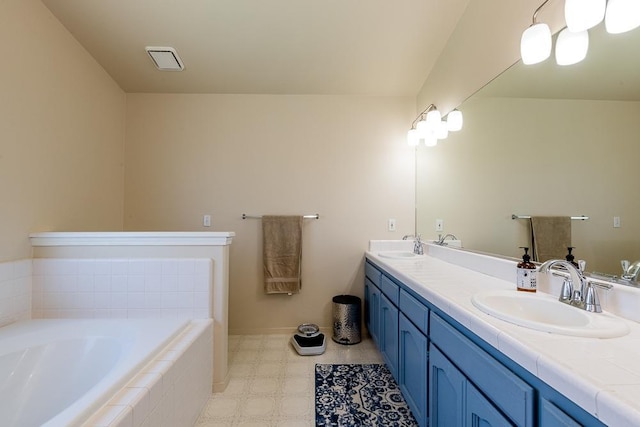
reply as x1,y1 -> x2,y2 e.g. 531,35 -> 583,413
430,313 -> 534,427
429,344 -> 465,427
429,335 -> 519,427
379,292 -> 399,378
365,258 -> 607,427
540,399 -> 582,427
364,277 -> 380,345
364,262 -> 382,345
399,313 -> 428,427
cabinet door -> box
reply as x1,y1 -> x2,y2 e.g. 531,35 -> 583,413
379,293 -> 399,378
467,382 -> 515,427
540,399 -> 582,427
364,278 -> 380,344
429,345 -> 465,427
399,313 -> 428,427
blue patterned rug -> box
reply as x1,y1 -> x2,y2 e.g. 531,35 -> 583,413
315,364 -> 418,426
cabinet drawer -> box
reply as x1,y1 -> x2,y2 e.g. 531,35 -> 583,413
430,313 -> 534,427
399,290 -> 429,335
380,275 -> 400,306
365,262 -> 381,286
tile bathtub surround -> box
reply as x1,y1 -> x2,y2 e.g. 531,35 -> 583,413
32,258 -> 212,319
0,259 -> 32,327
196,334 -> 384,426
83,319 -> 213,427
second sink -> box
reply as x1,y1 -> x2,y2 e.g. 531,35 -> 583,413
471,289 -> 629,338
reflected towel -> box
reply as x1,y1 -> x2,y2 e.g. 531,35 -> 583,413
530,216 -> 571,262
263,215 -> 303,294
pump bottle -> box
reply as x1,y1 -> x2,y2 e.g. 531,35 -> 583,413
517,247 -> 537,292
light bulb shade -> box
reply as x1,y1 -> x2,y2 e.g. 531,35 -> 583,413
555,28 -> 589,66
407,128 -> 419,146
605,0 -> 640,34
424,134 -> 438,147
565,0 -> 606,32
425,109 -> 442,128
446,109 -> 463,131
436,120 -> 449,140
521,23 -> 552,65
415,119 -> 429,139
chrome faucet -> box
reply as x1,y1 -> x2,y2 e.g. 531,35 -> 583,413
621,260 -> 640,282
539,259 -> 612,313
436,233 -> 458,246
413,235 -> 424,255
401,234 -> 424,255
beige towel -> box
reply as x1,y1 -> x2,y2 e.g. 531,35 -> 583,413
530,216 -> 571,262
262,215 -> 303,294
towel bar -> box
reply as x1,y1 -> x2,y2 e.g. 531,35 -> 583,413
511,214 -> 589,220
242,214 -> 320,219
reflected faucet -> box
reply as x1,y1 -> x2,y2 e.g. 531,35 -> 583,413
401,234 -> 424,255
436,233 -> 458,246
539,259 -> 612,313
621,260 -> 640,282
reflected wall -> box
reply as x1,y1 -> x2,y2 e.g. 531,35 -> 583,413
416,95 -> 640,275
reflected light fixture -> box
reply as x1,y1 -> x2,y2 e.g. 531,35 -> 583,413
520,0 -> 552,65
555,28 -> 589,66
565,0 -> 606,32
406,104 -> 462,147
605,0 -> 640,34
446,109 -> 463,132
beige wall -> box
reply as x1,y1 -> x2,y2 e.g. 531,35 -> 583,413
0,0 -> 126,261
417,96 -> 640,275
124,94 -> 415,333
417,0 -> 565,115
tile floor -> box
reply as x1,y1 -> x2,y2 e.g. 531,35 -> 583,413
195,333 -> 383,426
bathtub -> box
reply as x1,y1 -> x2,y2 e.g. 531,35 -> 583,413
0,318 -> 210,427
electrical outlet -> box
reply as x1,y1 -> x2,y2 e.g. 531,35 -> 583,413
388,218 -> 396,232
203,215 -> 211,227
614,216 -> 621,228
436,219 -> 444,232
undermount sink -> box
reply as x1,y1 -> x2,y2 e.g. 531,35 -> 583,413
471,289 -> 629,338
377,251 -> 421,259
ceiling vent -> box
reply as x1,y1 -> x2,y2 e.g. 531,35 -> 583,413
145,46 -> 184,71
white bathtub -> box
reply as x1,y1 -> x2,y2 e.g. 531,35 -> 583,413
0,318 -> 191,427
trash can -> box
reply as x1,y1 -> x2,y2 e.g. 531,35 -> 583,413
332,295 -> 362,345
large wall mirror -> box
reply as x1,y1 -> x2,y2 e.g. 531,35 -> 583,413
416,24 -> 640,277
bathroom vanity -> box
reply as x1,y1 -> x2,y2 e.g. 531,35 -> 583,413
365,242 -> 640,427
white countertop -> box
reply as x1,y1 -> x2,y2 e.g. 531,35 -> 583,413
366,243 -> 640,427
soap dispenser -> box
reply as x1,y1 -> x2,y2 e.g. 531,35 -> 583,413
565,247 -> 579,268
517,247 -> 537,292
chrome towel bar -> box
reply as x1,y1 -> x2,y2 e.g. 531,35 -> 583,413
242,214 -> 320,220
511,214 -> 589,220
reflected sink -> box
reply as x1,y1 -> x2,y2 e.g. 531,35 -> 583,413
471,289 -> 629,338
378,251 -> 421,259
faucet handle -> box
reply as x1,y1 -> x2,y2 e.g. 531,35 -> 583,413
578,260 -> 586,273
583,281 -> 612,313
622,260 -> 630,274
559,279 -> 573,302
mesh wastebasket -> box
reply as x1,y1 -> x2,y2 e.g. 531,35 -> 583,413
332,295 -> 361,345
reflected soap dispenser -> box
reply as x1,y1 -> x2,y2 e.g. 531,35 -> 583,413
517,247 -> 537,293
566,247 -> 579,268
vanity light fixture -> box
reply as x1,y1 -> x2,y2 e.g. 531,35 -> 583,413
145,46 -> 185,71
406,104 -> 463,147
522,0 -> 640,67
605,0 -> 640,34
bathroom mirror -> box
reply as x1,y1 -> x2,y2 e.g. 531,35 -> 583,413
416,24 -> 640,277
